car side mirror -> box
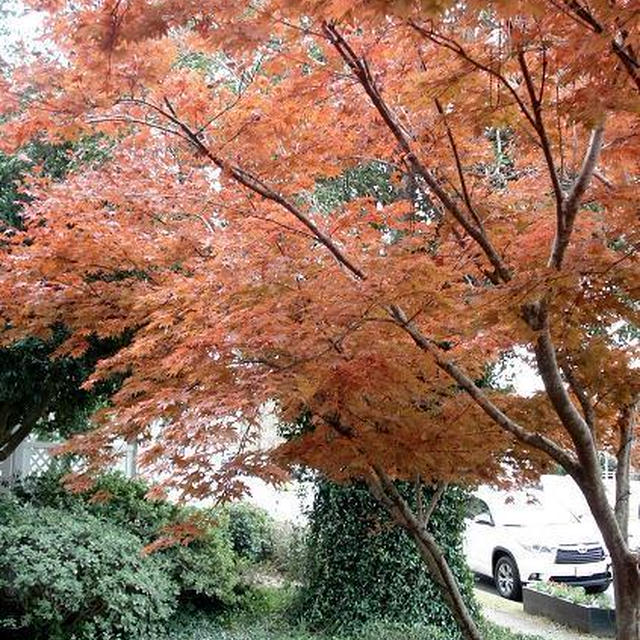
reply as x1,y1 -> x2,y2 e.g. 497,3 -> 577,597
474,514 -> 493,526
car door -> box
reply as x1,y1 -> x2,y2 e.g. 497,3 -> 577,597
464,497 -> 495,576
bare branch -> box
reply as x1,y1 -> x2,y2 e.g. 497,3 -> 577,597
434,98 -> 484,233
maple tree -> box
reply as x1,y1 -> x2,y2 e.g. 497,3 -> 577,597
0,1 -> 639,638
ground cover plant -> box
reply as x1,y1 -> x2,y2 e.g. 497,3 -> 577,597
0,1 -> 638,639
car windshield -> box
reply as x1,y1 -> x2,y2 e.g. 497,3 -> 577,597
491,493 -> 580,526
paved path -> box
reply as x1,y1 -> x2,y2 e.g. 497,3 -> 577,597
474,582 -> 595,640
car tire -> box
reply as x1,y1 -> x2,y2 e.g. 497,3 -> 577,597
585,584 -> 610,594
494,554 -> 522,600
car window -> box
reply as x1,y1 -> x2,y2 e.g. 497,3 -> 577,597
492,492 -> 580,526
466,497 -> 493,525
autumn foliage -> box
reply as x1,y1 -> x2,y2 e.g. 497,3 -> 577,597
0,0 -> 638,548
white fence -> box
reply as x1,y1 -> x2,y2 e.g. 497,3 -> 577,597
0,439 -> 137,484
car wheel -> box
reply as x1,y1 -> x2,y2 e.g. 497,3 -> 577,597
585,584 -> 610,594
494,555 -> 522,600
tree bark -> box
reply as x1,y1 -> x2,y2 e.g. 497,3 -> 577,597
0,397 -> 49,462
616,401 -> 638,544
614,562 -> 640,640
569,468 -> 640,640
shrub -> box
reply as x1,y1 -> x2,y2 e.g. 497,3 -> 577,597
0,503 -> 177,640
225,502 -> 275,563
12,470 -> 240,609
270,521 -> 308,583
13,468 -> 180,541
295,479 -> 478,634
167,524 -> 239,608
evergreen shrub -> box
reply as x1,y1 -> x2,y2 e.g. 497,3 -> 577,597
296,479 -> 478,634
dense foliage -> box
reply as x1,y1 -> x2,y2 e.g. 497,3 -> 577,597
0,138 -> 121,461
297,480 -> 477,632
13,469 -> 181,541
0,495 -> 177,640
1,470 -> 258,638
226,502 -> 275,563
163,585 -> 541,640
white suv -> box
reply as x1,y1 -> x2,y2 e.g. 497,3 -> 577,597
463,488 -> 612,600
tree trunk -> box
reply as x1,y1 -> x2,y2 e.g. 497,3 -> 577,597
406,519 -> 484,640
612,550 -> 640,640
573,469 -> 640,640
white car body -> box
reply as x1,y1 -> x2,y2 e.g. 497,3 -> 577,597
464,487 -> 612,599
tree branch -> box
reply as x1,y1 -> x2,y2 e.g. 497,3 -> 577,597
549,125 -> 604,269
561,0 -> 640,92
423,481 -> 447,527
388,304 -> 580,475
120,97 -> 367,280
558,352 -> 596,439
409,21 -> 537,130
434,98 -> 485,233
522,302 -> 597,462
323,21 -> 511,284
517,50 -> 564,215
0,398 -> 47,462
615,399 -> 638,543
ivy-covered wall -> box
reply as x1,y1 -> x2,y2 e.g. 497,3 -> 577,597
297,479 -> 478,635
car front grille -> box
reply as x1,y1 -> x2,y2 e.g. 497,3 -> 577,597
555,546 -> 605,564
550,572 -> 611,585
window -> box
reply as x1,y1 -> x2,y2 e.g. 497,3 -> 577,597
466,497 -> 494,525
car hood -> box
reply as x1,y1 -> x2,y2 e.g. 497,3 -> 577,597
503,523 -> 603,547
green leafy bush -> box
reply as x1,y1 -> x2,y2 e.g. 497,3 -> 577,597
167,524 -> 238,607
225,502 -> 275,563
295,480 -> 478,634
0,501 -> 177,640
12,470 -> 240,609
13,469 -> 180,541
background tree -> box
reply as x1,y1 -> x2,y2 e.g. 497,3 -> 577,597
0,1 -> 638,638
0,139 -> 124,460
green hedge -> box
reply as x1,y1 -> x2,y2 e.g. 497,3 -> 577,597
296,479 -> 478,634
13,469 -> 241,608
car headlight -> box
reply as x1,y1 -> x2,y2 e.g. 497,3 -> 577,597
520,542 -> 556,554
